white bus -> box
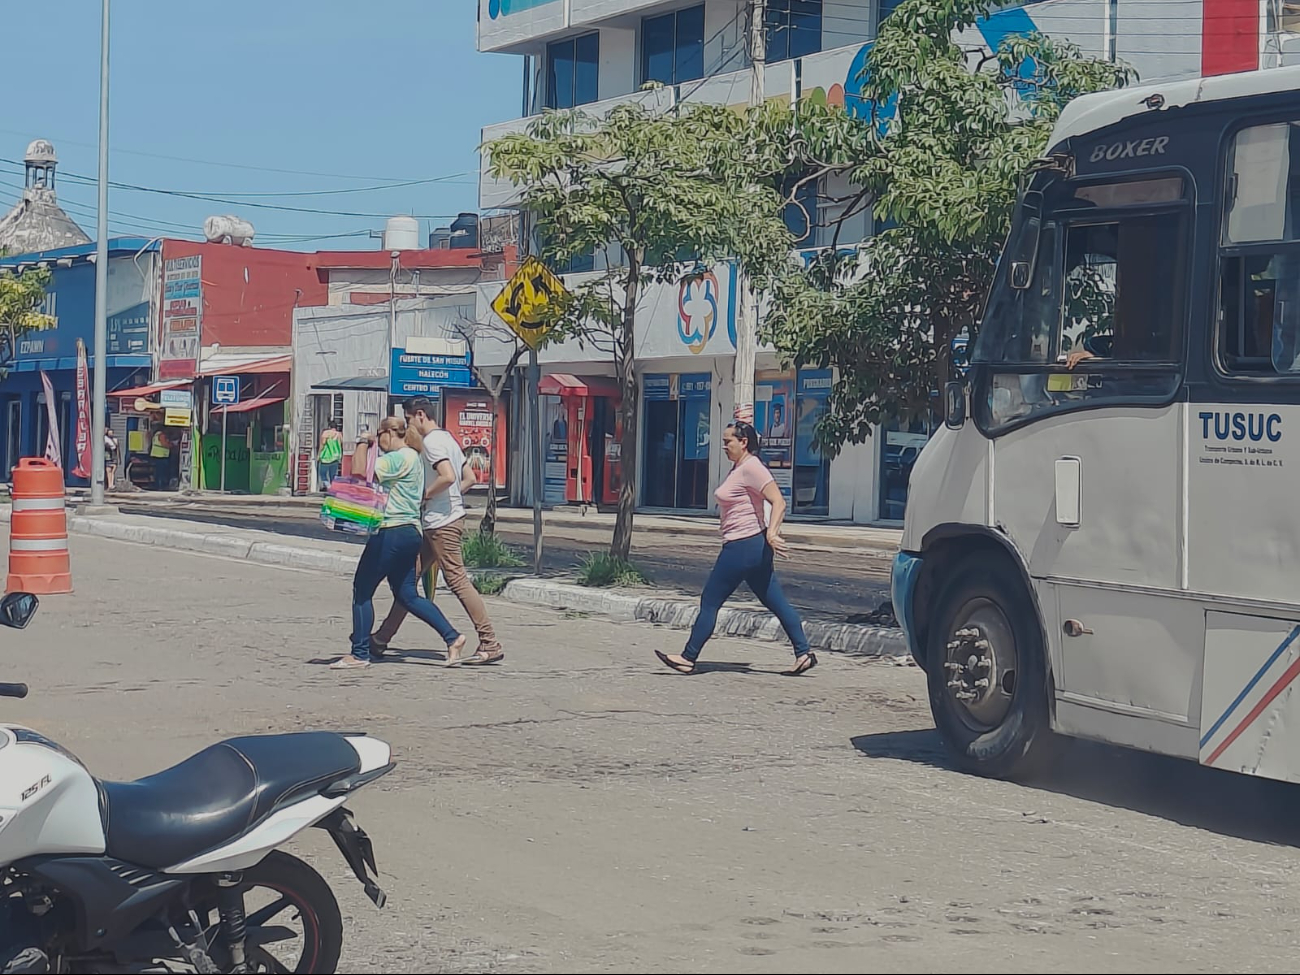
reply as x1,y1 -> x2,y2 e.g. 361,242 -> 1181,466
892,65 -> 1300,782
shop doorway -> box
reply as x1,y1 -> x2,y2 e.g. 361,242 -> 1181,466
642,373 -> 711,510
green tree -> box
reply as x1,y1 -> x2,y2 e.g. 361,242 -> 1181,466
0,264 -> 56,376
761,0 -> 1134,452
486,102 -> 797,560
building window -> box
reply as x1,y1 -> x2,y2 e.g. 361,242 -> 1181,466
642,4 -> 706,86
766,0 -> 822,62
547,32 -> 600,109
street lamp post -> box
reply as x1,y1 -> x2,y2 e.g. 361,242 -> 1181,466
90,0 -> 110,506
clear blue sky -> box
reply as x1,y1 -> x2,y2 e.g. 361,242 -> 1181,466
0,1 -> 521,249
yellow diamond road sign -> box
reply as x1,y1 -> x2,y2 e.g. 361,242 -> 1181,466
492,257 -> 568,350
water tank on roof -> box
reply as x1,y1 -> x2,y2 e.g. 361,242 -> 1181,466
204,215 -> 256,246
450,212 -> 479,250
383,216 -> 420,251
429,227 -> 452,249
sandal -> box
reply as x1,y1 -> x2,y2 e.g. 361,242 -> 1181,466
445,635 -> 468,668
655,650 -> 696,675
464,649 -> 506,665
783,652 -> 819,677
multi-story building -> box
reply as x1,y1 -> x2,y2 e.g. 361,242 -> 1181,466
475,0 -> 1266,522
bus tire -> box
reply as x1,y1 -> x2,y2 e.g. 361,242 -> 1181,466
926,555 -> 1055,780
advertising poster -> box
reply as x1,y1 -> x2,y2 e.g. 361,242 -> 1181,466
755,371 -> 795,501
160,255 -> 201,380
541,394 -> 568,505
443,389 -> 507,490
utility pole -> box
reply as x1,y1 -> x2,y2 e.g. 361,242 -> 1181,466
733,0 -> 766,424
90,0 -> 110,506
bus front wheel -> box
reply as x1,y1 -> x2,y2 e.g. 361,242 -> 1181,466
926,555 -> 1055,779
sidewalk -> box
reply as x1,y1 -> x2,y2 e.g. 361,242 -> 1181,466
89,490 -> 905,555
1,506 -> 906,660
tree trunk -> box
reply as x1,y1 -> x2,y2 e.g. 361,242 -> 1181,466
610,261 -> 642,562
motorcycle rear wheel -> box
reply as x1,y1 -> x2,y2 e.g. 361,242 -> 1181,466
211,851 -> 343,974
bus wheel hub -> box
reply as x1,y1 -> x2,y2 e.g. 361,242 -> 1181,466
945,626 -> 994,706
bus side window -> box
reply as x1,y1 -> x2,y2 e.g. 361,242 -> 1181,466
1220,121 -> 1300,375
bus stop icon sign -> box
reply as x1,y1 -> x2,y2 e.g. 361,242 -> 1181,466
213,376 -> 241,406
491,257 -> 567,350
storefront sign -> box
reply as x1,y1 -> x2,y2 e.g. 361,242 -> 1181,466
444,390 -> 507,490
160,255 -> 201,380
107,302 -> 151,355
644,372 -> 712,401
389,349 -> 473,397
159,389 -> 193,410
164,408 -> 193,428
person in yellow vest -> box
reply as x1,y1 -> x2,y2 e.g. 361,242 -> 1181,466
150,426 -> 171,490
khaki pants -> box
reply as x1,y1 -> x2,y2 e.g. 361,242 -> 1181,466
374,519 -> 501,653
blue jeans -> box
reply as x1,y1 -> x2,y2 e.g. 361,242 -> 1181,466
319,462 -> 340,489
684,532 -> 810,662
351,525 -> 460,661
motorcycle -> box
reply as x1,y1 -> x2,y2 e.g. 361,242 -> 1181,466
0,592 -> 394,973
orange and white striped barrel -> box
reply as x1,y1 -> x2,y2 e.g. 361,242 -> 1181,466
6,458 -> 71,595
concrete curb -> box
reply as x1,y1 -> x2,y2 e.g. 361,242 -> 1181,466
1,508 -> 908,658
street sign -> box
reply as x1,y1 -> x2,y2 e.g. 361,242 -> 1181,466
389,349 -> 475,398
213,375 -> 241,406
491,256 -> 567,350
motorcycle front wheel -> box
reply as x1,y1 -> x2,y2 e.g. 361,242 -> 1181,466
205,851 -> 344,974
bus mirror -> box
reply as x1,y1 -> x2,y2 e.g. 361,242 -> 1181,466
945,381 -> 967,429
1009,214 -> 1041,290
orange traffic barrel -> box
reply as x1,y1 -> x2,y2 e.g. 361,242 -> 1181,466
6,458 -> 71,595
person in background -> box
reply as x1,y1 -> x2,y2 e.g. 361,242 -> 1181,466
104,430 -> 119,492
372,396 -> 504,666
317,420 -> 343,490
333,415 -> 464,671
655,421 -> 816,677
150,426 -> 171,490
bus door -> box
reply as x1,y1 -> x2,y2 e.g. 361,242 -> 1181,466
980,174 -> 1199,745
1189,120 -> 1300,781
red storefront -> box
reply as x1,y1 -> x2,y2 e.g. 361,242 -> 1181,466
538,374 -> 621,507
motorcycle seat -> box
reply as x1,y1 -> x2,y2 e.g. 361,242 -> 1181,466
97,733 -> 362,872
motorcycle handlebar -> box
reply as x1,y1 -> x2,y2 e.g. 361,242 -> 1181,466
0,683 -> 28,699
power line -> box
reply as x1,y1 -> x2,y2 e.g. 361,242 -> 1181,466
0,161 -> 464,220
0,126 -> 458,183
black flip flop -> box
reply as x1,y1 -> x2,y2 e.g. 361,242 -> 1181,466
783,652 -> 819,677
655,650 -> 696,675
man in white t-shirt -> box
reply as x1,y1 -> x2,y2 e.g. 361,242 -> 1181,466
372,396 -> 504,665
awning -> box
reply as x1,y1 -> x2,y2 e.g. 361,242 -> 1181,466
211,395 -> 287,415
539,374 -> 621,398
199,354 -> 292,376
111,379 -> 191,399
311,376 -> 389,392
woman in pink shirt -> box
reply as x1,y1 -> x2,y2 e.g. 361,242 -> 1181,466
655,421 -> 815,676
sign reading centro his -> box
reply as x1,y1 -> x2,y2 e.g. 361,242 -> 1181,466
389,348 -> 474,397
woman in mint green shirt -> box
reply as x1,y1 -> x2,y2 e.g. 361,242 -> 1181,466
333,416 -> 463,670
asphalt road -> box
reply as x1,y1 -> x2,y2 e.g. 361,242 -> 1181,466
12,534 -> 1300,972
117,503 -> 895,623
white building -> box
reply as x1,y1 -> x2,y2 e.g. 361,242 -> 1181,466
475,0 -> 1232,522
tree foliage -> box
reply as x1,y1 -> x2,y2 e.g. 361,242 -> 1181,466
486,101 -> 798,559
0,265 -> 55,376
761,0 -> 1135,453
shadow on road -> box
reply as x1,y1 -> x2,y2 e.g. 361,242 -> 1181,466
852,728 -> 1300,846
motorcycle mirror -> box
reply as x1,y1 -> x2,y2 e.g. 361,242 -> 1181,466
0,593 -> 39,630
